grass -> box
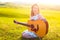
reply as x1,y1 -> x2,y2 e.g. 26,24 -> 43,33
0,7 -> 60,40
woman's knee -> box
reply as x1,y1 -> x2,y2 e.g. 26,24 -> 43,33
22,32 -> 31,38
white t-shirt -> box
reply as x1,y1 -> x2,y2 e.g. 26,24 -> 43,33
30,13 -> 45,20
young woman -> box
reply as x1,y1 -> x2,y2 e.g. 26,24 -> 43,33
22,4 -> 48,40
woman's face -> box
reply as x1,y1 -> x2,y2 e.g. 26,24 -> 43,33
32,5 -> 39,15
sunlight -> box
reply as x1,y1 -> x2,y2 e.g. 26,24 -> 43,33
0,0 -> 60,5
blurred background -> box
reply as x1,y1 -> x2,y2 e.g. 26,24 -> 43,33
0,0 -> 60,40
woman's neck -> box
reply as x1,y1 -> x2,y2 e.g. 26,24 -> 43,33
34,13 -> 39,16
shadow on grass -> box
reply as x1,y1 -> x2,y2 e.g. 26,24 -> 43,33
18,37 -> 41,40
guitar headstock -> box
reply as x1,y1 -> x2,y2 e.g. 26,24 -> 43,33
14,20 -> 17,23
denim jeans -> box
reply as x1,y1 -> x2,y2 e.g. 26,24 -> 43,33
22,30 -> 37,38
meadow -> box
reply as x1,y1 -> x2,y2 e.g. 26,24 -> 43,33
0,7 -> 60,40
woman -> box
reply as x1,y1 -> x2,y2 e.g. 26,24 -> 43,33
22,4 -> 48,40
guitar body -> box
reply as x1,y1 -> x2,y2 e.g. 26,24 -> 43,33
28,20 -> 48,38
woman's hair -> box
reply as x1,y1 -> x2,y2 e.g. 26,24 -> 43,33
31,4 -> 39,17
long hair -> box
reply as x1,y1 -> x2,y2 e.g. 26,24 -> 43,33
31,4 -> 39,17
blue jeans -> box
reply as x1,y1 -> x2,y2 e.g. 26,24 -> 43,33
22,30 -> 37,38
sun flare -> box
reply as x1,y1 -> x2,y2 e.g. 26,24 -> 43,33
0,0 -> 60,5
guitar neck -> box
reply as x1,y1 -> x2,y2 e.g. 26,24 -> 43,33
15,21 -> 30,27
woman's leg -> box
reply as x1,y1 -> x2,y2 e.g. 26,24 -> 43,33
21,30 -> 40,40
22,30 -> 37,38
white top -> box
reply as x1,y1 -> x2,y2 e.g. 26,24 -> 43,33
30,13 -> 45,20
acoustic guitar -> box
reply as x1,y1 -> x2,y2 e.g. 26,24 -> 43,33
14,20 -> 48,38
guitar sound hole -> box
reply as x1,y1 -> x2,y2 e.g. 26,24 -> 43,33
31,24 -> 39,32
31,24 -> 34,28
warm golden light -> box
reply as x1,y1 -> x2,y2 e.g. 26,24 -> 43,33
0,0 -> 60,5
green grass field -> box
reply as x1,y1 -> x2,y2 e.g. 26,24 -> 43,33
0,7 -> 60,40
